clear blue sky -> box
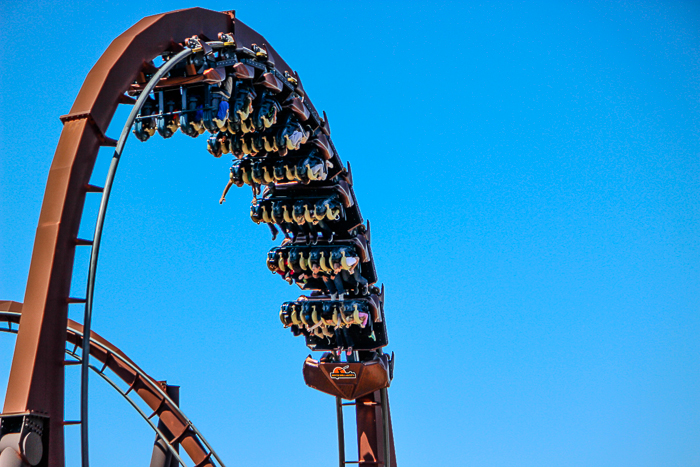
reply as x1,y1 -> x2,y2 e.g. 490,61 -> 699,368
1,1 -> 698,466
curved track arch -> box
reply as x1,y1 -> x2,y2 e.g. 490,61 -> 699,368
0,303 -> 221,467
1,7 -> 395,467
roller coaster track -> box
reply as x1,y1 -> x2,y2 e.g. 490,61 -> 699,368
0,305 -> 222,467
0,7 -> 395,467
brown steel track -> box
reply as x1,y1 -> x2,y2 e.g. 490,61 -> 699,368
0,302 -> 217,466
1,7 -> 395,467
3,10 -> 234,466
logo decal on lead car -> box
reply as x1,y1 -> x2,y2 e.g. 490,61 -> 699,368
330,365 -> 357,380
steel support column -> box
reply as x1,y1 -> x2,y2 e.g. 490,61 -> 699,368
149,385 -> 180,467
355,391 -> 397,467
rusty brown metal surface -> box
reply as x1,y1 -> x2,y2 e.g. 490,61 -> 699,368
3,9 -> 232,467
69,8 -> 233,135
0,302 -> 22,314
303,355 -> 391,400
355,391 -> 397,467
150,384 -> 180,467
66,323 -> 214,467
1,304 -> 214,467
127,73 -> 223,93
234,18 -> 322,121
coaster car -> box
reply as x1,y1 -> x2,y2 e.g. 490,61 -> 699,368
300,294 -> 383,325
302,352 -> 392,400
305,317 -> 386,352
242,149 -> 329,185
250,192 -> 349,244
279,293 -> 387,351
267,243 -> 370,276
272,180 -> 354,209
